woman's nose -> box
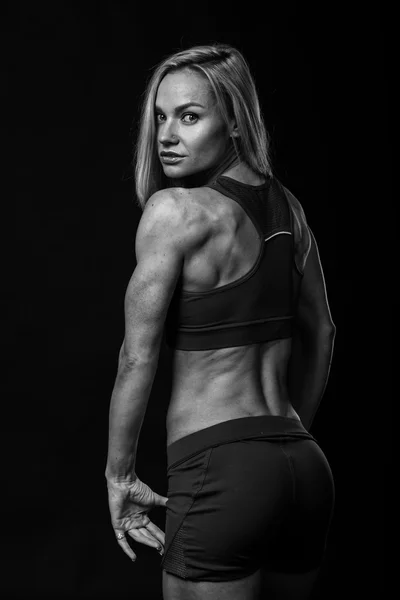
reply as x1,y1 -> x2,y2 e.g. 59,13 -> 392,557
158,121 -> 179,145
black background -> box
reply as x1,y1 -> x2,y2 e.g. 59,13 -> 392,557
4,1 -> 387,599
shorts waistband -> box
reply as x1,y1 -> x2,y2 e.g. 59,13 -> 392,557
167,415 -> 316,469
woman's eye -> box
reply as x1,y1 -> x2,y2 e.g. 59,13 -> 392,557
155,113 -> 197,124
182,113 -> 198,123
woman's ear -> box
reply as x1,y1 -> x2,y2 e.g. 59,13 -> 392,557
230,123 -> 240,138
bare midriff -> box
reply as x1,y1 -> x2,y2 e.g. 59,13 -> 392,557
166,337 -> 300,446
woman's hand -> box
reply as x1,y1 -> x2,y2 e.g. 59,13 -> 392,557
107,476 -> 168,561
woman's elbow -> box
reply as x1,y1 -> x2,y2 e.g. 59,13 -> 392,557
296,310 -> 336,339
318,318 -> 336,341
327,318 -> 336,336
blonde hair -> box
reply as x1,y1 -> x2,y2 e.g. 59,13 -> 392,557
134,43 -> 273,209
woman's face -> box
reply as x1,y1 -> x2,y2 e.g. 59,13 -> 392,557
155,69 -> 231,180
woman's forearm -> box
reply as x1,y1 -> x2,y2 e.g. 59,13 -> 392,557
288,325 -> 336,431
105,356 -> 158,482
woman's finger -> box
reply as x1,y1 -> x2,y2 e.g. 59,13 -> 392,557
127,527 -> 164,553
153,493 -> 169,507
140,526 -> 164,550
145,520 -> 166,547
115,531 -> 137,562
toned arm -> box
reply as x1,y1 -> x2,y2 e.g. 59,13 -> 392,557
288,227 -> 336,430
105,191 -> 185,482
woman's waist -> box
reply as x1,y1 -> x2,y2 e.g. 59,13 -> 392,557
166,391 -> 300,446
166,414 -> 313,469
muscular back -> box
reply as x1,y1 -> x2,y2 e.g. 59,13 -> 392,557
165,182 -> 312,444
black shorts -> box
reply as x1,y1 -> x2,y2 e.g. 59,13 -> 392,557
161,415 -> 335,582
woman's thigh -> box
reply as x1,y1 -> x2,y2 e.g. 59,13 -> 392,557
262,568 -> 321,600
162,568 -> 320,600
162,568 -> 262,600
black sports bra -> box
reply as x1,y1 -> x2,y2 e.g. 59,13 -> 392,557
164,175 -> 304,351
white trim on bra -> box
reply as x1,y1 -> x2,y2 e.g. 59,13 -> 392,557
264,231 -> 292,242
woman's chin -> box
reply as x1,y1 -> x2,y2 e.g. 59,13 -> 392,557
164,170 -> 185,179
162,164 -> 187,177
162,163 -> 213,188
163,166 -> 200,182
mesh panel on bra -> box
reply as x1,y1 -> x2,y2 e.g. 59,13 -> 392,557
207,176 -> 291,236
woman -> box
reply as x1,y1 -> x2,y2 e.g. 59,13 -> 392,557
105,44 -> 336,600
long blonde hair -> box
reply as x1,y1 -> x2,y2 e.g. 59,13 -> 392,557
134,44 -> 273,209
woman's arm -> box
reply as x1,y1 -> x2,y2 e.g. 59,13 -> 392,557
288,228 -> 336,431
105,190 -> 193,561
105,191 -> 185,483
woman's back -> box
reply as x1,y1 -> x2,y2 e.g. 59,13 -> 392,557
165,167 -> 309,445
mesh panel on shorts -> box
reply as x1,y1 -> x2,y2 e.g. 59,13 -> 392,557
162,524 -> 188,578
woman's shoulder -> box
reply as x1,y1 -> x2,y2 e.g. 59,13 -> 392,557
145,186 -> 209,210
141,186 -> 213,247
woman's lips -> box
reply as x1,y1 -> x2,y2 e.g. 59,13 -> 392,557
160,155 -> 185,164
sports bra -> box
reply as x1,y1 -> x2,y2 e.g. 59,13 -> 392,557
164,175 -> 304,351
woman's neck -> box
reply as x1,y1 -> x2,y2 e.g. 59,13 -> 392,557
168,146 -> 240,190
221,162 -> 267,186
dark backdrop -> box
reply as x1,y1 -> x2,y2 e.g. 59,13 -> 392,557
4,1 -> 387,599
